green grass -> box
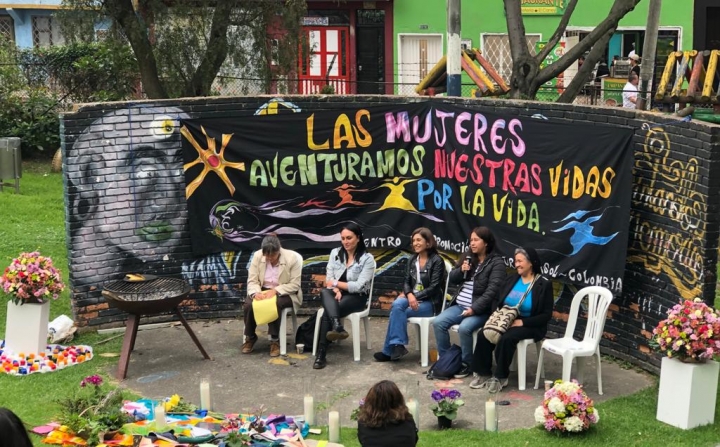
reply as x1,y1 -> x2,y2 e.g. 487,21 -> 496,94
1,161 -> 720,446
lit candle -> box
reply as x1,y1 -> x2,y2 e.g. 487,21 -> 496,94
485,400 -> 497,432
328,410 -> 340,442
154,403 -> 167,430
303,394 -> 315,425
407,398 -> 419,427
200,379 -> 212,411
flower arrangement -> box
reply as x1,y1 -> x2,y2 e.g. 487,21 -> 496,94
430,389 -> 464,420
534,380 -> 599,433
163,394 -> 197,413
649,298 -> 720,362
1,251 -> 65,305
56,375 -> 132,444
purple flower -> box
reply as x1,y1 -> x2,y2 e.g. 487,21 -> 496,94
447,389 -> 461,400
431,390 -> 443,402
80,374 -> 103,387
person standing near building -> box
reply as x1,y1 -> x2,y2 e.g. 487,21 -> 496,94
629,54 -> 641,77
622,72 -> 639,108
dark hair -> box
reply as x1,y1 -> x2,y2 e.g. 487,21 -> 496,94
410,227 -> 438,256
515,247 -> 542,275
0,408 -> 33,447
339,222 -> 367,262
357,380 -> 412,428
261,234 -> 282,255
456,226 -> 496,269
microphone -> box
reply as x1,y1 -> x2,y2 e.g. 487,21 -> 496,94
463,256 -> 472,280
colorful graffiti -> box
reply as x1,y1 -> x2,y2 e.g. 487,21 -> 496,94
628,123 -> 706,300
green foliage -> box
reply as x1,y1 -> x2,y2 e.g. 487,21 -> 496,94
19,42 -> 139,102
56,384 -> 132,444
59,0 -> 308,98
0,88 -> 62,157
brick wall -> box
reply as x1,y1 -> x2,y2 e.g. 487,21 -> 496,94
61,95 -> 720,373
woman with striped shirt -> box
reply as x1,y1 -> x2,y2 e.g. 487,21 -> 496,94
431,227 -> 506,378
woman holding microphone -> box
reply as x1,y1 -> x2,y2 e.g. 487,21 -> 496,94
431,227 -> 506,378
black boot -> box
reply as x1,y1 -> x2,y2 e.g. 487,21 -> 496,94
313,347 -> 327,369
326,318 -> 349,341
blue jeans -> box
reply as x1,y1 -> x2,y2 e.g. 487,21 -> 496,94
382,297 -> 435,356
432,305 -> 488,365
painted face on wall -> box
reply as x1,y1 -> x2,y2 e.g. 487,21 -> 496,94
66,106 -> 189,273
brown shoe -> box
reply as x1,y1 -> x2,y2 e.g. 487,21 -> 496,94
269,341 -> 280,357
242,337 -> 257,354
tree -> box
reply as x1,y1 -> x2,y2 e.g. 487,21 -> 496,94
504,0 -> 642,100
58,0 -> 307,99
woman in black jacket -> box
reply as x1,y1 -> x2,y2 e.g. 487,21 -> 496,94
357,380 -> 418,447
470,247 -> 554,390
374,227 -> 446,362
431,226 -> 506,378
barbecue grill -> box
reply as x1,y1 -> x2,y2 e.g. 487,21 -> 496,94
103,277 -> 211,380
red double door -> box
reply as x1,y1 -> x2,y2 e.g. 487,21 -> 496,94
298,27 -> 351,94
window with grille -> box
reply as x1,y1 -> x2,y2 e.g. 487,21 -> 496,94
481,33 -> 541,83
0,15 -> 14,42
32,16 -> 65,47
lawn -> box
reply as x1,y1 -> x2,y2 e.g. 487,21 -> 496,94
1,161 -> 719,446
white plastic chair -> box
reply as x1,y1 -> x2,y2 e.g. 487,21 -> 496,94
408,259 -> 453,367
510,339 -> 543,391
312,276 -> 375,361
277,251 -> 302,356
534,286 -> 614,394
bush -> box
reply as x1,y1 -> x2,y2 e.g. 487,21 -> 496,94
18,42 -> 139,103
0,89 -> 61,157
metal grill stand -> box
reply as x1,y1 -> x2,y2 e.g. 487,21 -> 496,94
102,277 -> 211,380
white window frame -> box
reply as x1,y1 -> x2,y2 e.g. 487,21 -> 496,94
397,33 -> 444,86
480,32 -> 542,81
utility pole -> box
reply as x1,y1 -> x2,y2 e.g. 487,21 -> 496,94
447,0 -> 461,96
637,0 -> 662,110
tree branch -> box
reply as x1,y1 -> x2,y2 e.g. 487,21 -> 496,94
537,0 -> 641,84
504,0 -> 531,63
536,0 -> 579,61
186,0 -> 236,96
105,0 -> 167,98
557,28 -> 613,103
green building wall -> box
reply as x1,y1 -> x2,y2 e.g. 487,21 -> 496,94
393,0 -> 694,91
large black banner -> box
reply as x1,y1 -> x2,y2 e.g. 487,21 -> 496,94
182,103 -> 633,291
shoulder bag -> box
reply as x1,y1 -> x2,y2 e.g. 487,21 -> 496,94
482,276 -> 539,344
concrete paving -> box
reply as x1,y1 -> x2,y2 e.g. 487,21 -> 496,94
113,316 -> 654,432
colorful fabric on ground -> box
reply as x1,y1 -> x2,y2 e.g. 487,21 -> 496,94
0,341 -> 93,375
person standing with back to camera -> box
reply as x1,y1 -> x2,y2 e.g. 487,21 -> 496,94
313,222 -> 376,370
431,226 -> 506,378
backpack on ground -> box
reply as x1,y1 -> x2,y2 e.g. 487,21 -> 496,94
426,344 -> 462,380
295,310 -> 319,347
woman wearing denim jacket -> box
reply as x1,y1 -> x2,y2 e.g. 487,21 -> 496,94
374,227 -> 446,362
314,222 -> 376,369
432,226 -> 506,378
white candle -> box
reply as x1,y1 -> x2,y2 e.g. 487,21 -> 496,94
200,380 -> 211,411
154,403 -> 167,430
485,400 -> 497,432
407,399 -> 419,427
303,395 -> 315,425
328,410 -> 340,442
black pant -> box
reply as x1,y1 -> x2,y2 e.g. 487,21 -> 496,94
243,294 -> 294,340
472,326 -> 544,379
318,288 -> 367,348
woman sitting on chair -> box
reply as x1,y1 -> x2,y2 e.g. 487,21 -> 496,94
357,380 -> 418,447
314,222 -> 376,370
374,227 -> 446,362
470,247 -> 553,390
431,226 -> 506,378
